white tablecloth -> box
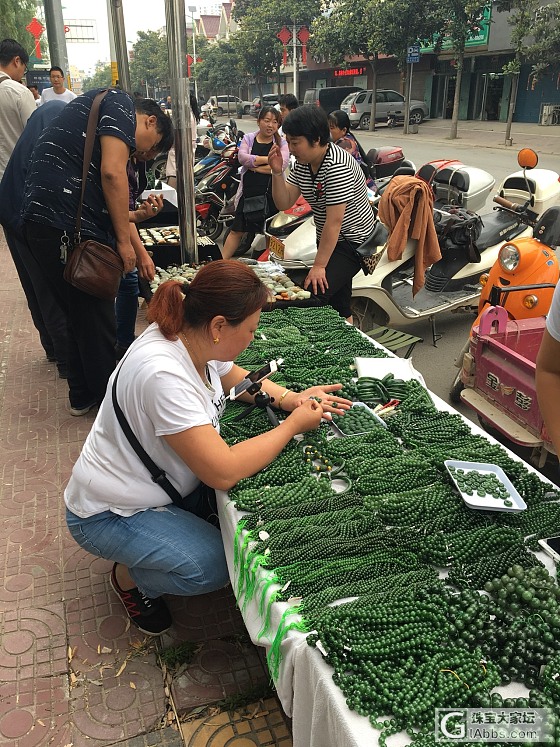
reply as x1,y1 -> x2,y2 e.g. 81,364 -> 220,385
216,343 -> 557,747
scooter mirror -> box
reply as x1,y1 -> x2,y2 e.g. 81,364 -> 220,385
517,148 -> 538,170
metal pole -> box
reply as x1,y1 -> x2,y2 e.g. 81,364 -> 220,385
404,62 -> 412,135
189,8 -> 199,101
108,0 -> 131,91
106,0 -> 118,86
42,0 -> 70,85
165,0 -> 197,264
292,23 -> 298,98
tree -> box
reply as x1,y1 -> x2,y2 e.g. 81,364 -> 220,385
230,19 -> 283,97
496,0 -> 547,142
129,30 -> 171,98
194,41 -> 244,98
0,0 -> 38,52
436,1 -> 489,140
311,0 -> 382,130
82,61 -> 112,92
232,0 -> 321,95
312,0 -> 443,132
530,0 -> 560,72
371,0 -> 444,135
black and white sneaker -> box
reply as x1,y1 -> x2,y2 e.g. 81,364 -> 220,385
110,564 -> 172,635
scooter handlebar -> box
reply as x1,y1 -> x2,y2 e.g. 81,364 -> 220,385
493,195 -> 522,211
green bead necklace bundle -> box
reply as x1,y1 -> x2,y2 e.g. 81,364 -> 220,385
219,307 -> 560,739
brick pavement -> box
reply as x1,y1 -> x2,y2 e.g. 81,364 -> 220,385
0,234 -> 291,746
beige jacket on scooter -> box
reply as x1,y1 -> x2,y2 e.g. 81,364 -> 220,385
378,175 -> 441,296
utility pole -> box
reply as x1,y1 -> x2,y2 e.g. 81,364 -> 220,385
42,0 -> 70,85
188,7 -> 198,101
292,22 -> 298,98
165,0 -> 197,264
108,0 -> 131,91
106,0 -> 118,86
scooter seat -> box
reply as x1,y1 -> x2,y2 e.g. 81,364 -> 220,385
475,209 -> 527,251
433,167 -> 469,192
534,206 -> 560,247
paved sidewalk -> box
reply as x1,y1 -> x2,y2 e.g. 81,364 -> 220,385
366,118 -> 560,155
0,234 -> 291,746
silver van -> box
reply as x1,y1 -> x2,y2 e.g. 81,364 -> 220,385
340,89 -> 429,129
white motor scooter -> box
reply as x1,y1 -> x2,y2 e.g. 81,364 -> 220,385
268,154 -> 560,344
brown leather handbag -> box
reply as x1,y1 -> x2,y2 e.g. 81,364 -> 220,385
63,91 -> 124,300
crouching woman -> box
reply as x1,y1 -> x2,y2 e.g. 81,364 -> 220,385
65,260 -> 350,635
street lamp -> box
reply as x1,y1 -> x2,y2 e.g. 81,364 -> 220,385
188,6 -> 198,100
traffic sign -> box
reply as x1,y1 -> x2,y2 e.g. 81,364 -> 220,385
407,45 -> 420,64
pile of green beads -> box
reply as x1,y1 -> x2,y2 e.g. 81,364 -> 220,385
331,404 -> 385,435
448,466 -> 512,503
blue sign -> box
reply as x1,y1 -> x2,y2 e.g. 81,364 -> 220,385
407,45 -> 420,64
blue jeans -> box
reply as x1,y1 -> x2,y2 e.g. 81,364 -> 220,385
66,501 -> 229,599
116,270 -> 139,348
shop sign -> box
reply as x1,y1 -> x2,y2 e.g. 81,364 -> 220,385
422,3 -> 491,52
334,66 -> 366,77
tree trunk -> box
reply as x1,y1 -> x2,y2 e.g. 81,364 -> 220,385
449,49 -> 464,140
504,72 -> 519,145
368,55 -> 378,132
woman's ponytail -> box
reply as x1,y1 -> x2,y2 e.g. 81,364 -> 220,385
146,280 -> 187,339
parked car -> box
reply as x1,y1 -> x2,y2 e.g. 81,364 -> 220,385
249,94 -> 280,117
340,89 -> 429,129
202,95 -> 251,116
302,86 -> 363,113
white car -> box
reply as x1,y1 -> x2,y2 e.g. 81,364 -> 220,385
202,95 -> 251,116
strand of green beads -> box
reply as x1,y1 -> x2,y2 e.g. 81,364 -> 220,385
447,544 -> 542,590
241,491 -> 364,530
301,567 -> 438,618
232,476 -> 334,513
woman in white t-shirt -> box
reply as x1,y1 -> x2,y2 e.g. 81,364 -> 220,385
65,260 -> 351,635
536,282 -> 560,465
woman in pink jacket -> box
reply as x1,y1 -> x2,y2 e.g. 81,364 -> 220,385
221,107 -> 289,259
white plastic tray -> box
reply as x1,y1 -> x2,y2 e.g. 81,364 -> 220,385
330,402 -> 388,437
444,459 -> 526,512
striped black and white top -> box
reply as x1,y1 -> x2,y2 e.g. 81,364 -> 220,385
287,142 -> 373,245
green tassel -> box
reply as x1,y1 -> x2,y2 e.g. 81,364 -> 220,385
242,553 -> 269,608
235,535 -> 258,599
267,609 -> 309,681
258,574 -> 279,617
258,588 -> 280,640
233,518 -> 248,573
238,528 -> 259,577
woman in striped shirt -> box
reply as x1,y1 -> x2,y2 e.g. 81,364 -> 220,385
268,106 -> 373,320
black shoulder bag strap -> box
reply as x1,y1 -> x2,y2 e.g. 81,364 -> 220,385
111,364 -> 184,506
75,90 -> 109,244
